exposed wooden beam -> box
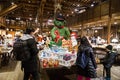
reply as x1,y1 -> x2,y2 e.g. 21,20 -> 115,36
22,3 -> 39,8
0,4 -> 22,17
44,7 -> 72,13
0,23 -> 6,27
9,26 -> 25,30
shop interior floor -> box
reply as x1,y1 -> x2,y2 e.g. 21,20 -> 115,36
0,62 -> 120,80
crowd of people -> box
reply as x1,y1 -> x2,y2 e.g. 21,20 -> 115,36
0,26 -> 117,80
2,15 -> 117,80
12,28 -> 116,80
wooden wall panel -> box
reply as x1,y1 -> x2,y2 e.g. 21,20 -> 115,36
67,0 -> 120,27
112,0 -> 120,13
82,12 -> 87,21
78,14 -> 83,22
94,6 -> 101,18
101,2 -> 109,16
87,9 -> 94,19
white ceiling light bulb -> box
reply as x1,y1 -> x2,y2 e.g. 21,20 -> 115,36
114,22 -> 117,24
35,19 -> 38,23
74,9 -> 78,12
6,28 -> 9,31
95,30 -> 98,33
91,4 -> 94,7
29,18 -> 32,20
28,1 -> 31,3
11,2 -> 14,5
77,4 -> 80,7
16,17 -> 20,20
6,19 -> 10,22
10,29 -> 13,31
67,14 -> 69,17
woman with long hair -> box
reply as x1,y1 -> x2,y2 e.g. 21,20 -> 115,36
76,36 -> 97,80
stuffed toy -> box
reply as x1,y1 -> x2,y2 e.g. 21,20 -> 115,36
50,15 -> 70,46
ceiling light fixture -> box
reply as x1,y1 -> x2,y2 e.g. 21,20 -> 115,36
29,18 -> 32,20
35,19 -> 38,23
91,4 -> 94,7
6,19 -> 10,22
79,25 -> 81,26
6,28 -> 9,31
77,4 -> 80,7
114,22 -> 117,24
67,14 -> 69,17
28,1 -> 31,3
78,9 -> 86,13
73,4 -> 75,6
16,17 -> 20,20
11,2 -> 14,5
74,9 -> 78,12
95,30 -> 98,33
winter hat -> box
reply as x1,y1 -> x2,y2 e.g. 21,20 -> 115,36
56,14 -> 65,21
25,27 -> 35,34
106,45 -> 113,50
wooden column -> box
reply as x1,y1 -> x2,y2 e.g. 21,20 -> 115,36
107,0 -> 112,44
81,22 -> 84,37
37,0 -> 46,34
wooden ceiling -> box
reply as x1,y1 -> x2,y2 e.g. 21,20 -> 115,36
0,0 -> 106,25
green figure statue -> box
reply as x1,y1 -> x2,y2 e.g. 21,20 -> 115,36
50,15 -> 70,46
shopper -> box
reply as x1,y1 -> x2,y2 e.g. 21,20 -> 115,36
14,35 -> 21,42
100,45 -> 117,80
76,36 -> 97,80
0,35 -> 4,44
21,28 -> 40,80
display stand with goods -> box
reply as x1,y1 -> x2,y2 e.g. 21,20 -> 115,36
39,45 -> 77,68
38,14 -> 78,69
37,14 -> 79,80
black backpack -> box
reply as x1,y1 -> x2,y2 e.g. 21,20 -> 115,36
13,39 -> 31,61
76,50 -> 89,69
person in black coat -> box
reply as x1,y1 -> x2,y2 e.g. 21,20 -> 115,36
100,45 -> 117,80
76,36 -> 97,80
21,28 -> 40,80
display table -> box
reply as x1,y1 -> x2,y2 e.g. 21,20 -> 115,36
39,61 -> 77,80
38,48 -> 77,69
38,47 -> 77,80
0,48 -> 13,68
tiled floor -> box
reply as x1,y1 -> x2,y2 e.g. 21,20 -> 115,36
0,61 -> 120,80
0,61 -> 23,80
97,64 -> 120,80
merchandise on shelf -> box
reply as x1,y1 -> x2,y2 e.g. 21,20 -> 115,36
41,58 -> 59,68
